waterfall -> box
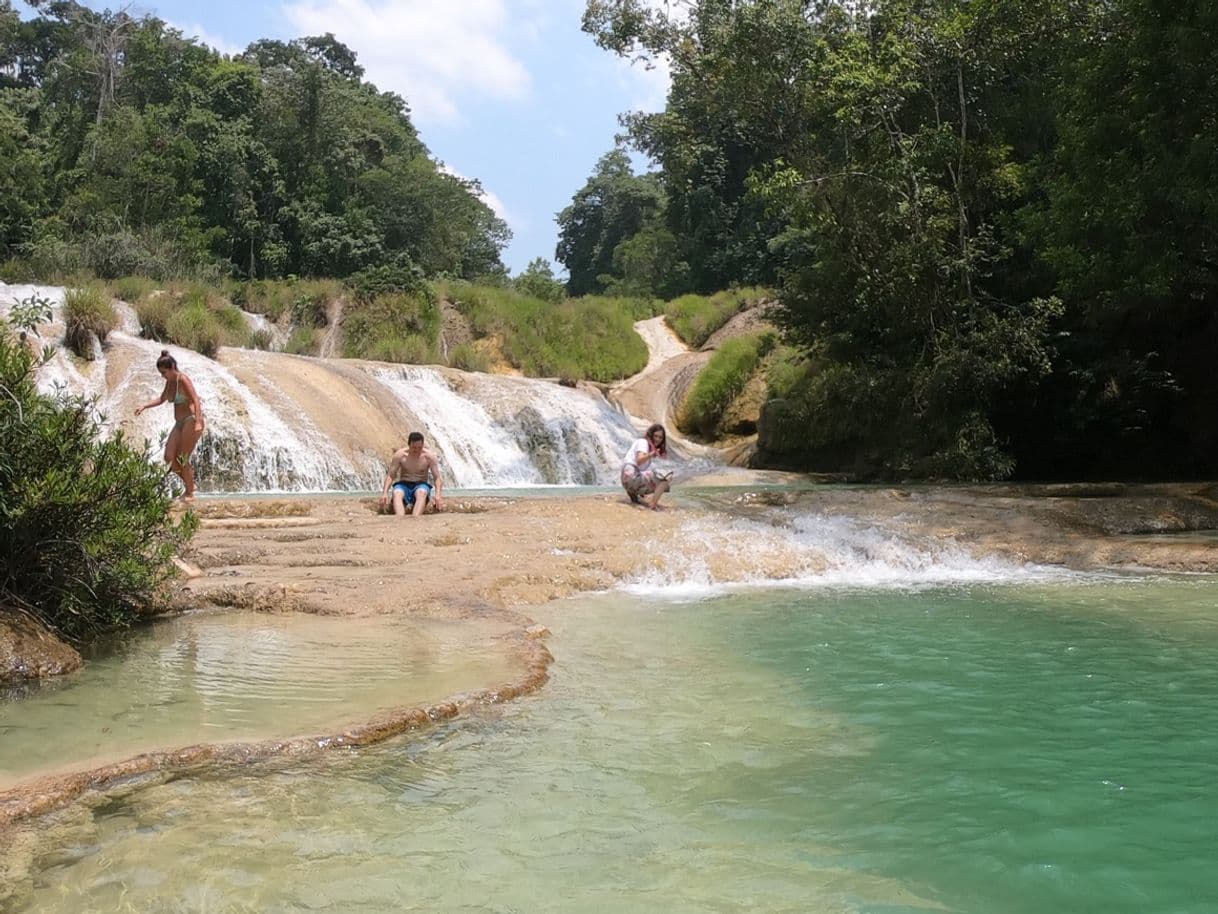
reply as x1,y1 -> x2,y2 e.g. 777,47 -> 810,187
2,283 -> 650,493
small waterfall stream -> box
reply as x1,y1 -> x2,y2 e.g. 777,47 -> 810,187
1,284 -> 649,492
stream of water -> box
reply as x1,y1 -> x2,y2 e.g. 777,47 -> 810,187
4,572 -> 1217,913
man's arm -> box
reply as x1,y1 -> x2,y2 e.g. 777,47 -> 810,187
428,453 -> 444,508
379,455 -> 400,506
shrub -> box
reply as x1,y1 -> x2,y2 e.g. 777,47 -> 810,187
108,275 -> 158,304
448,341 -> 491,373
233,278 -> 342,325
63,285 -> 117,359
250,328 -> 275,350
0,256 -> 36,283
347,254 -> 433,305
342,291 -> 440,363
679,330 -> 777,437
0,323 -> 196,643
135,293 -> 174,341
26,226 -> 226,283
664,287 -> 769,348
284,326 -> 320,355
135,284 -> 250,357
164,303 -> 223,358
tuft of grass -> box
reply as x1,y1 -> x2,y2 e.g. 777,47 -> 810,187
135,283 -> 251,357
446,284 -> 648,381
448,341 -> 491,372
0,257 -> 36,283
164,304 -> 223,358
108,275 -> 158,304
135,293 -> 173,341
63,285 -> 117,359
342,291 -> 441,364
284,326 -> 321,356
664,287 -> 769,348
679,329 -> 777,437
249,328 -> 275,350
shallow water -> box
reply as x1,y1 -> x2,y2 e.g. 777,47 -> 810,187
0,612 -> 519,789
6,576 -> 1218,913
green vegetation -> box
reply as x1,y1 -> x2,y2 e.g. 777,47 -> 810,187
570,0 -> 1218,480
445,283 -> 649,381
62,285 -> 117,359
1,301 -> 195,643
129,284 -> 252,357
664,288 -> 767,349
680,330 -> 776,438
230,279 -> 342,325
283,326 -> 321,356
342,291 -> 440,364
0,5 -> 508,283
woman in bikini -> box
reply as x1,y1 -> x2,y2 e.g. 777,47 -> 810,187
135,350 -> 206,501
620,423 -> 672,510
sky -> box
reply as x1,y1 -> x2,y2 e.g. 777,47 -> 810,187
14,0 -> 671,275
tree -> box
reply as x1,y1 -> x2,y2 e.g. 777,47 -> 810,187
514,257 -> 565,302
555,148 -> 664,295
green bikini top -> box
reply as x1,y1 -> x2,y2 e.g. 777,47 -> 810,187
173,377 -> 188,405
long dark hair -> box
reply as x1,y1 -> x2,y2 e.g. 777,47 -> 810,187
156,350 -> 177,371
645,423 -> 667,458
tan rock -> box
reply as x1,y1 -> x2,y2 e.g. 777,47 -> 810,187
0,612 -> 82,684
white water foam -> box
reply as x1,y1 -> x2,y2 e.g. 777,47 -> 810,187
374,365 -> 643,487
622,510 -> 1080,598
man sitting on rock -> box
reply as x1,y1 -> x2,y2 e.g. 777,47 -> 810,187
380,431 -> 446,517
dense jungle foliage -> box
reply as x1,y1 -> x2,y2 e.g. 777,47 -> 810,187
564,0 -> 1217,481
0,0 -> 508,283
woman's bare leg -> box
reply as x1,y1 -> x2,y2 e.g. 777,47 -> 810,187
164,427 -> 186,494
644,480 -> 671,510
171,423 -> 205,499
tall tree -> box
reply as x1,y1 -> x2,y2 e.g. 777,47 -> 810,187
556,148 -> 664,295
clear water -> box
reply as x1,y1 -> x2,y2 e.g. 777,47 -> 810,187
6,577 -> 1218,913
0,612 -> 520,790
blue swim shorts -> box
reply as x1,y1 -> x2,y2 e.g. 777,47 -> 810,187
392,481 -> 433,505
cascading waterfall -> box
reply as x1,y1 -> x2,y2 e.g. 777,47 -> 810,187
374,366 -> 642,486
2,283 -> 653,492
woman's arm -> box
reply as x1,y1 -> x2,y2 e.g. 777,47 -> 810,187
135,383 -> 169,415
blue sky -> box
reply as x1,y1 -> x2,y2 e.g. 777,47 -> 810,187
15,0 -> 670,275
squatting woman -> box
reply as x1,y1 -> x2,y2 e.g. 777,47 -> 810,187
135,350 -> 206,501
620,422 -> 672,510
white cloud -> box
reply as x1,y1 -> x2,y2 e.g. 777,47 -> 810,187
170,21 -> 244,57
613,53 -> 671,113
438,164 -> 519,230
282,0 -> 534,126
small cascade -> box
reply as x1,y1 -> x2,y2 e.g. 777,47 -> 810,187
372,366 -> 640,486
625,510 -> 1073,596
2,283 -> 671,493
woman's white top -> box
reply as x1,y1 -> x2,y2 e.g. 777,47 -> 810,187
621,438 -> 652,471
